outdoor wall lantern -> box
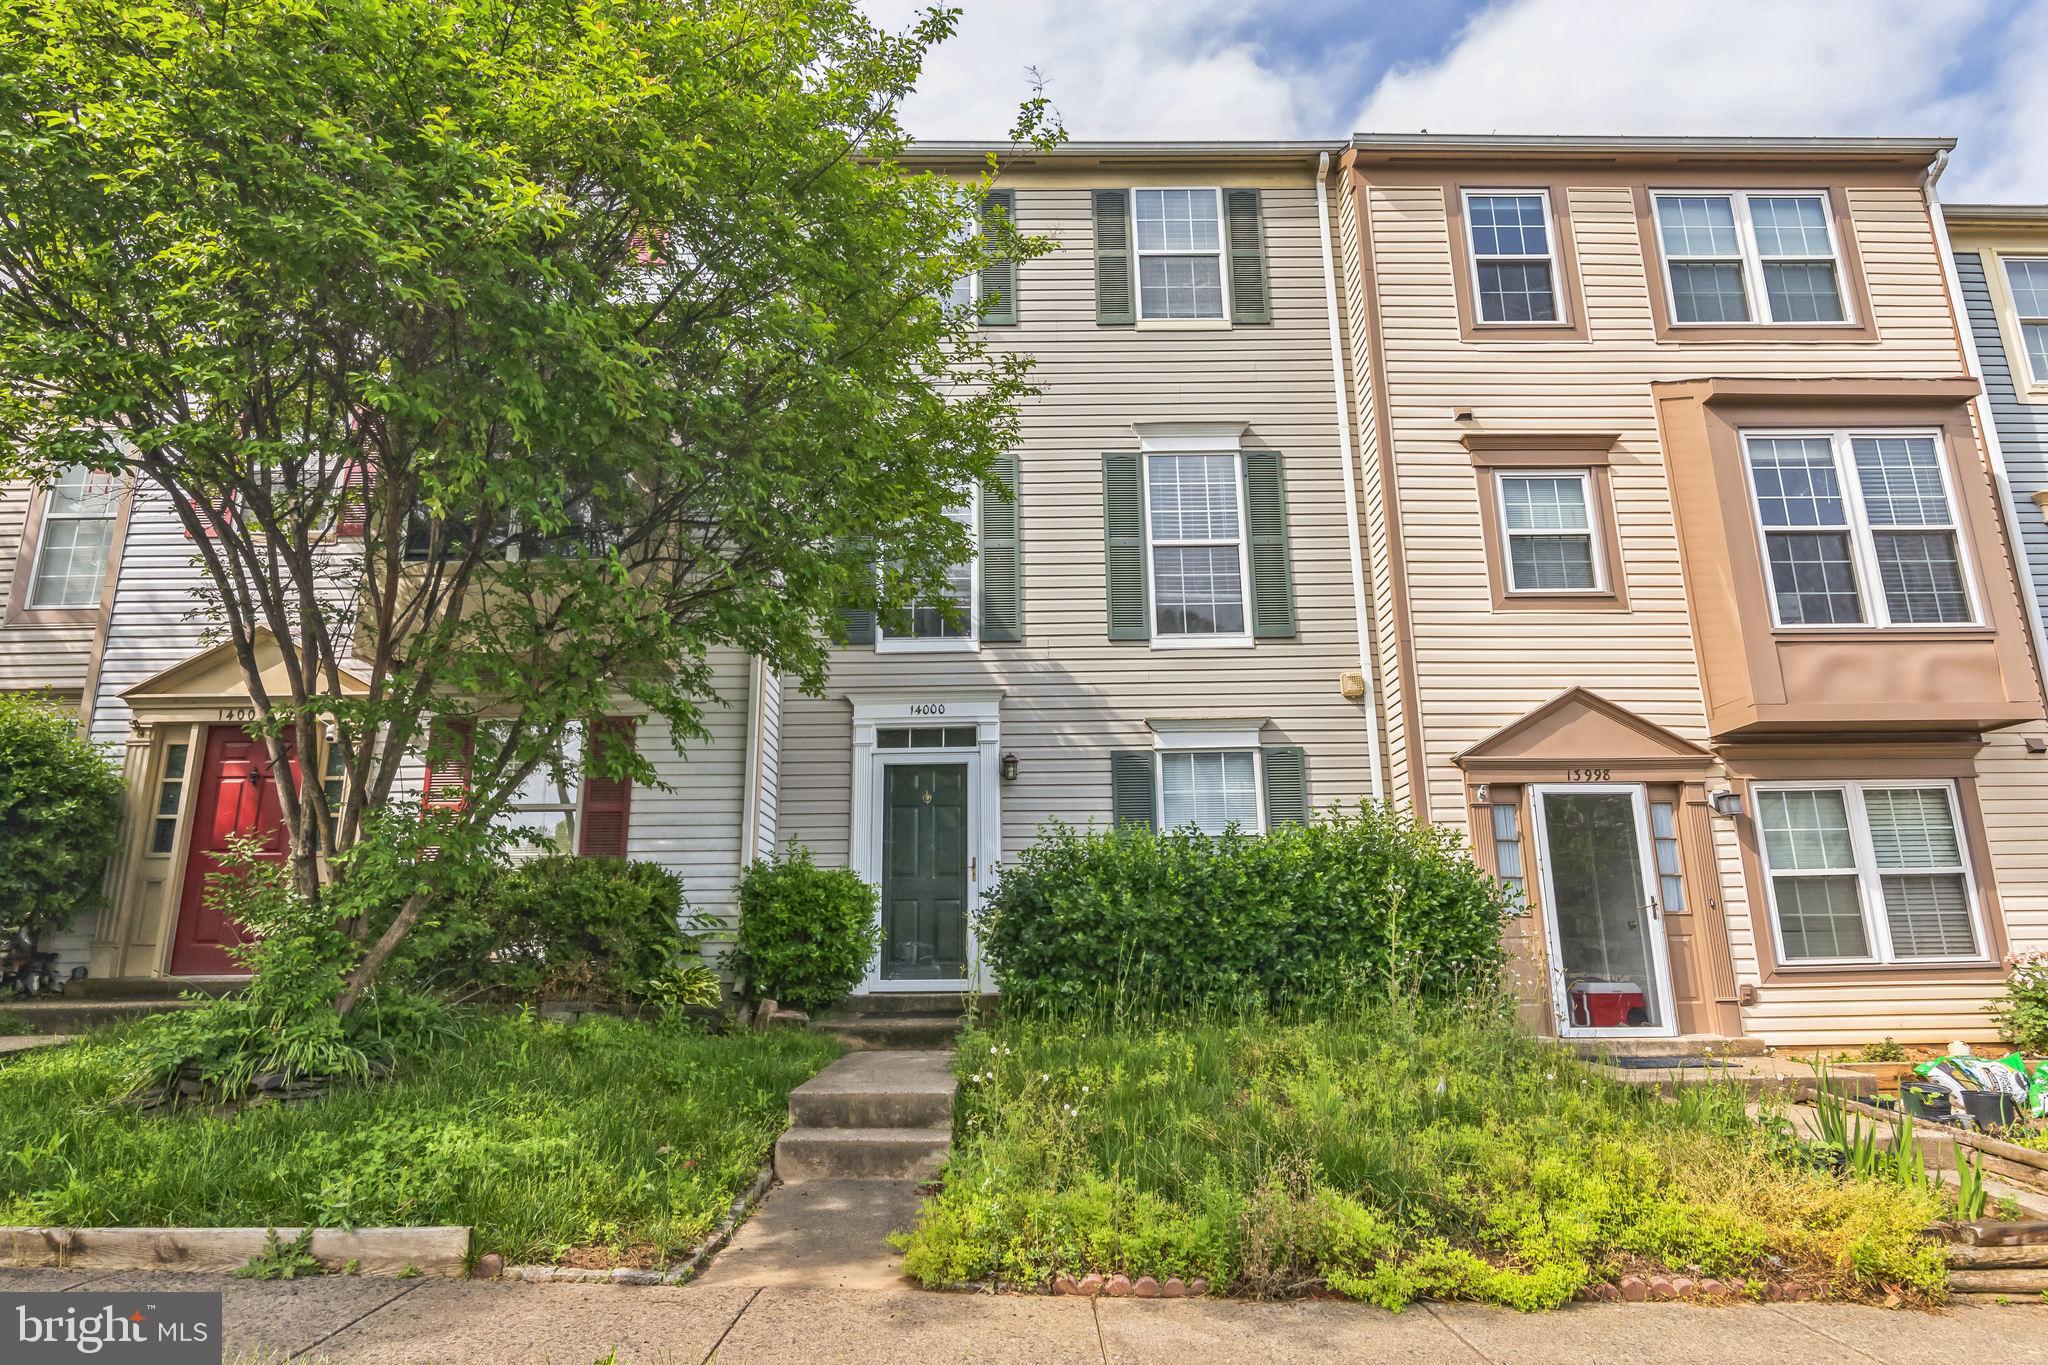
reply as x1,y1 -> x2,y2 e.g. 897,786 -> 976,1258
1709,789 -> 1744,819
1000,752 -> 1020,782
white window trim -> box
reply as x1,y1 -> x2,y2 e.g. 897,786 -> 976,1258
1494,468 -> 1607,595
1141,448 -> 1254,650
1752,779 -> 1987,968
1130,186 -> 1232,327
1154,748 -> 1265,835
1460,188 -> 1569,327
1740,426 -> 1983,631
1995,254 -> 2048,392
877,485 -> 980,655
26,465 -> 120,611
1650,190 -> 1855,328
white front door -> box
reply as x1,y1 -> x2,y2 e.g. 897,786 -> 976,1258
1530,783 -> 1678,1039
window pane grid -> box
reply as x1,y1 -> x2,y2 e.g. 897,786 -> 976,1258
1500,474 -> 1596,591
1134,189 -> 1225,321
28,465 -> 119,609
1466,194 -> 1558,323
1160,750 -> 1258,835
1758,783 -> 1979,964
1490,802 -> 1524,903
1148,454 -> 1246,637
1656,192 -> 1845,326
882,497 -> 975,642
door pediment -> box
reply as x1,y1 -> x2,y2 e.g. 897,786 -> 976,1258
1455,688 -> 1712,780
121,630 -> 370,717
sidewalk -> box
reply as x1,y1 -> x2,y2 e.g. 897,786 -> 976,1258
10,1267 -> 2048,1363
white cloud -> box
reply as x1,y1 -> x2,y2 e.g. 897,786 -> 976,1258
1351,0 -> 2048,200
863,0 -> 1347,140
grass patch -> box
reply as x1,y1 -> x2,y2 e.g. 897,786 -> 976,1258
0,1010 -> 839,1265
898,1003 -> 1949,1309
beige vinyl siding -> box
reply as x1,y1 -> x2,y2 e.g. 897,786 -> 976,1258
1361,176 -> 2034,1044
0,480 -> 98,698
1334,169 -> 1407,811
774,170 -> 1377,862
629,650 -> 754,958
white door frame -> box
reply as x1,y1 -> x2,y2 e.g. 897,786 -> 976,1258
1529,782 -> 1677,1040
847,690 -> 1001,994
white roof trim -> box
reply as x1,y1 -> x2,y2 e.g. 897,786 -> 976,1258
1148,716 -> 1269,751
1132,421 -> 1248,453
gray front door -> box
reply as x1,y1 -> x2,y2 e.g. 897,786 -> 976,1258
880,762 -> 970,982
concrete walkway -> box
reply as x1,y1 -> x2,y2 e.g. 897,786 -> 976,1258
12,1268 -> 2048,1363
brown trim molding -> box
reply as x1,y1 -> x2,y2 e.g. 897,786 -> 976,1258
1345,153 -> 1431,820
1652,378 -> 2042,736
1443,184 -> 1589,342
1630,184 -> 1879,344
1466,439 -> 1629,612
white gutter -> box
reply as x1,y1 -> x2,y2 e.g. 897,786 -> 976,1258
1316,149 -> 1387,802
1925,152 -> 2048,698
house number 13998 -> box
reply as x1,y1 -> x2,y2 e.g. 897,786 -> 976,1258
910,703 -> 946,716
1567,767 -> 1612,782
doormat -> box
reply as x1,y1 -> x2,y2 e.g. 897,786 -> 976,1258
1602,1055 -> 1733,1070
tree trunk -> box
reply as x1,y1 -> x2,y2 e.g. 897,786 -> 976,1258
335,889 -> 429,1015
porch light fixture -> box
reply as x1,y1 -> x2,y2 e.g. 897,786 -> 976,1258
1000,752 -> 1020,782
1709,789 -> 1744,819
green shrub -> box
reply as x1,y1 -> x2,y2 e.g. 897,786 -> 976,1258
1992,951 -> 2048,1053
426,855 -> 708,1008
977,804 -> 1511,1012
0,693 -> 122,944
726,847 -> 880,1013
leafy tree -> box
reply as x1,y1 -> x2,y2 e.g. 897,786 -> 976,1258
0,0 -> 1056,1006
0,693 -> 123,947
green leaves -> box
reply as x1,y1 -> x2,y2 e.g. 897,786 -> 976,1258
0,694 -> 123,945
727,846 -> 881,1013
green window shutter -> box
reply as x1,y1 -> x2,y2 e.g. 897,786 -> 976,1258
979,190 -> 1018,325
1262,746 -> 1309,827
1093,190 -> 1135,325
1226,189 -> 1271,325
1110,751 -> 1157,830
838,607 -> 875,646
979,452 -> 1021,642
1242,450 -> 1295,638
1102,452 -> 1149,640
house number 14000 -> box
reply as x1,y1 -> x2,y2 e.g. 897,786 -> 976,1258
909,703 -> 946,716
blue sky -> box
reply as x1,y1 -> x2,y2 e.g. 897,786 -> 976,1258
864,0 -> 2048,202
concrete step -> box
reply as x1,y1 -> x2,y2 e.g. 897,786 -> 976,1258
0,998 -> 203,1034
1566,1034 -> 1766,1059
66,976 -> 244,1001
788,1049 -> 956,1129
774,1126 -> 951,1181
824,993 -> 993,1019
810,1015 -> 962,1051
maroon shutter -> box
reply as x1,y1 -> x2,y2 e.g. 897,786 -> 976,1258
578,717 -> 635,858
422,720 -> 473,813
336,458 -> 370,537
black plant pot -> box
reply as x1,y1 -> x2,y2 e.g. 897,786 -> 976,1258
1962,1089 -> 2021,1131
1899,1081 -> 1952,1121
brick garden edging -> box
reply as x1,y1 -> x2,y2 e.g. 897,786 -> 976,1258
1052,1273 -> 1208,1298
0,1225 -> 468,1277
494,1161 -> 776,1286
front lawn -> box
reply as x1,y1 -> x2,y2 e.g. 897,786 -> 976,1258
0,1011 -> 839,1266
898,1004 -> 1950,1308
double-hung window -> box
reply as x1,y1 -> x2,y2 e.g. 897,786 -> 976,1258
27,465 -> 120,609
1756,781 -> 1982,964
879,489 -> 977,650
1743,430 -> 1974,628
1133,189 -> 1226,321
1497,472 -> 1601,592
1159,749 -> 1261,835
2002,258 -> 2048,384
1463,192 -> 1561,323
1145,452 -> 1248,641
1653,192 -> 1847,325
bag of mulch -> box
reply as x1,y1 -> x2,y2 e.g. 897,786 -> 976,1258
1985,1053 -> 2032,1102
2029,1061 -> 2048,1120
1913,1058 -> 1982,1106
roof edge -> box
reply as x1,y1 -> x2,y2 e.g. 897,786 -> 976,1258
1348,133 -> 1954,161
899,139 -> 1333,163
1944,203 -> 2048,224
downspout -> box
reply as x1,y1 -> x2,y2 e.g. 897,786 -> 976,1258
1924,152 -> 2048,697
740,655 -> 766,867
1316,149 -> 1387,802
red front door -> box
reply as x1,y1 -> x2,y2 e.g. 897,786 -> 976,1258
170,727 -> 299,976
